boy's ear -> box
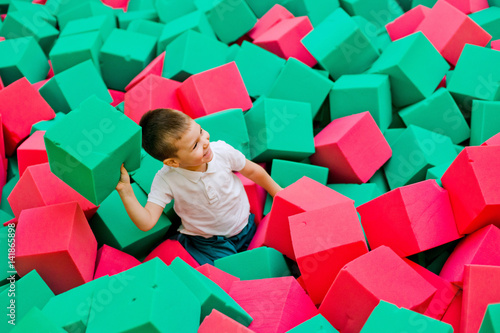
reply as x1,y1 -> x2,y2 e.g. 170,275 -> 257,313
163,158 -> 179,168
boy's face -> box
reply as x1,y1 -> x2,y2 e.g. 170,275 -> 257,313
164,119 -> 213,172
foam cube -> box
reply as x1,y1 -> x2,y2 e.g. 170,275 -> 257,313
100,28 -> 157,91
441,145 -> 500,234
16,130 -> 48,176
247,4 -> 294,40
214,246 -> 291,280
11,307 -> 65,333
236,172 -> 267,224
310,111 -> 392,183
0,225 -> 15,282
169,257 -> 253,326
196,264 -> 240,293
469,6 -> 500,45
328,183 -> 383,207
265,177 -> 354,259
302,8 -> 379,80
59,14 -> 115,41
383,125 -> 457,190
90,183 -> 171,258
155,0 -> 197,23
162,30 -> 229,81
462,265 -> 500,333
56,1 -> 115,31
287,314 -> 338,333
245,97 -> 315,163
470,100 -> 500,146
228,276 -> 318,332
439,225 -> 500,287
492,39 -> 500,51
367,31 -> 449,107
177,62 -> 252,119
253,16 -> 316,67
102,0 -> 129,10
30,112 -> 66,135
125,51 -> 165,91
319,246 -> 437,333
43,96 -> 141,205
85,258 -> 201,333
144,239 -> 200,268
425,161 -> 453,186
441,289 -> 463,333
479,303 -> 500,333
330,74 -> 392,132
205,0 -> 257,44
340,0 -> 404,29
127,19 -> 164,40
39,60 -> 112,114
442,0 -> 488,14
416,0 -> 491,66
290,202 -> 368,304
124,74 -> 182,124
15,202 -> 97,294
386,5 -> 431,41
398,88 -> 470,144
93,244 -> 141,279
199,309 -> 254,333
0,77 -> 55,156
482,132 -> 500,147
267,57 -> 334,118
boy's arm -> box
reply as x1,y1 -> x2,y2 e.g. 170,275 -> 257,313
116,164 -> 164,232
238,159 -> 283,197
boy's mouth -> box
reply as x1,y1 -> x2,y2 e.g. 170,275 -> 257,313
203,147 -> 211,158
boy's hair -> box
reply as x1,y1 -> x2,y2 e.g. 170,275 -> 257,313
139,108 -> 191,161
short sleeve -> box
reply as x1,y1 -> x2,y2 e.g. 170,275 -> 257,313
147,172 -> 173,208
217,141 -> 246,171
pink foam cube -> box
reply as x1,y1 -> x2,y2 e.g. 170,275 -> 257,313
125,51 -> 165,91
441,290 -> 463,333
443,0 -> 488,14
386,5 -> 431,41
16,202 -> 98,294
481,132 -> 500,146
0,77 -> 55,156
439,224 -> 500,287
357,179 -> 461,257
32,79 -> 49,91
289,202 -> 369,305
441,145 -> 500,234
253,16 -> 317,67
265,176 -> 353,260
109,89 -> 125,107
310,111 -> 392,184
319,246 -> 437,333
236,171 -> 267,224
7,162 -> 99,220
46,60 -> 54,79
248,4 -> 294,40
93,244 -> 141,279
462,265 -> 500,333
199,309 -> 254,333
228,276 -> 318,333
17,130 -> 48,176
491,39 -> 500,51
416,0 -> 491,65
177,62 -> 252,119
196,264 -> 240,293
247,214 -> 269,250
101,0 -> 129,11
143,239 -> 200,268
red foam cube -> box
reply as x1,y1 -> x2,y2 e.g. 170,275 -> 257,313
441,290 -> 463,333
481,132 -> 500,146
196,264 -> 240,293
93,244 -> 141,280
491,39 -> 500,51
319,246 -> 437,333
109,89 -> 125,107
228,276 -> 318,333
125,51 -> 165,91
46,60 -> 54,79
442,0 -> 488,14
253,16 -> 317,67
248,4 -> 294,40
236,171 -> 267,224
101,0 -> 129,11
416,0 -> 491,65
17,130 -> 48,176
439,224 -> 500,287
462,264 -> 500,333
386,5 -> 431,41
265,176 -> 353,260
441,145 -> 500,234
15,202 -> 98,294
124,74 -> 183,124
143,239 -> 200,268
0,77 -> 55,156
199,309 -> 254,333
289,202 -> 369,305
7,162 -> 99,220
32,79 -> 49,91
310,111 -> 392,184
247,214 -> 269,250
357,179 -> 461,257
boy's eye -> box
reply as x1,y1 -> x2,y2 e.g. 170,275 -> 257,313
193,142 -> 197,150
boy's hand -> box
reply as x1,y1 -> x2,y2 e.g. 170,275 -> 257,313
115,164 -> 131,192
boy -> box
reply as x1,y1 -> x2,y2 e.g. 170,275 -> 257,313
116,108 -> 282,265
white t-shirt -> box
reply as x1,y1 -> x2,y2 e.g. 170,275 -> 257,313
147,140 -> 251,238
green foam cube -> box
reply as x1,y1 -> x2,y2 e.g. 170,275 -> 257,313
206,0 -> 257,44
39,60 -> 112,114
425,161 -> 452,187
340,0 -> 404,29
398,88 -> 470,144
214,246 -> 291,280
303,0 -> 341,26
0,226 -> 15,284
302,8 -> 379,80
157,10 -> 215,56
243,0 -> 285,17
368,169 -> 390,193
330,74 -> 392,132
383,125 -> 457,190
8,1 -> 57,26
169,257 -> 253,326
100,28 -> 157,91
0,209 -> 14,225
245,97 -> 315,162
368,31 -> 450,107
116,9 -> 158,30
469,6 -> 500,47
479,303 -> 500,333
360,300 -> 453,332
162,29 -> 228,81
86,258 -> 201,333
7,156 -> 18,182
43,96 -> 141,205
59,14 -> 116,41
31,112 -> 67,135
195,108 -> 250,158
267,57 -> 334,118
0,177 -> 18,216
383,128 -> 405,146
57,0 -> 114,31
234,40 -> 285,99
127,0 -> 156,11
89,183 -> 171,258
126,19 -> 165,40
327,183 -> 383,207
287,314 -> 338,333
49,31 -> 102,75
0,36 -> 49,85
11,307 -> 65,333
226,43 -> 240,62
470,100 -> 500,146
156,0 -> 197,23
